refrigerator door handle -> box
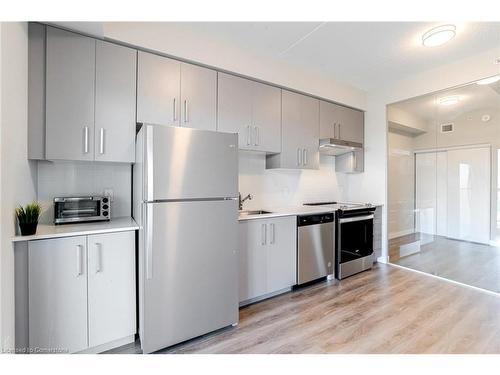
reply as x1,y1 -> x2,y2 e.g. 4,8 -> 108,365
146,126 -> 154,201
146,204 -> 153,280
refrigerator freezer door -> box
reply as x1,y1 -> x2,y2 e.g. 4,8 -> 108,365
145,125 -> 238,201
141,199 -> 238,353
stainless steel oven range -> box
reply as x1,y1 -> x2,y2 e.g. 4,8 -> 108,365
303,202 -> 376,279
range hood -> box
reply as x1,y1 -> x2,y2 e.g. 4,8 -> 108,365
319,138 -> 363,156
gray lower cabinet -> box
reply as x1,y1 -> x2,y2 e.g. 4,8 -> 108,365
28,231 -> 136,353
94,41 -> 137,163
28,236 -> 89,353
45,26 -> 96,161
266,90 -> 319,169
239,216 -> 296,304
218,73 -> 281,153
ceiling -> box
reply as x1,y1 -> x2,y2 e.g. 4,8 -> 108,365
58,22 -> 500,92
390,79 -> 500,123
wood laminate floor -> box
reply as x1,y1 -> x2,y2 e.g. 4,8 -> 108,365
390,233 -> 500,293
107,264 -> 500,354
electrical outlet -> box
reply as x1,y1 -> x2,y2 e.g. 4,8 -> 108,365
104,188 -> 114,202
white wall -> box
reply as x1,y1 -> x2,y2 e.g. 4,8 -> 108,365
36,161 -> 132,224
0,22 -> 36,351
239,152 -> 347,210
347,46 -> 500,262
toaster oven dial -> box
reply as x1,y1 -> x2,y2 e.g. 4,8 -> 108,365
103,211 -> 109,217
102,204 -> 109,210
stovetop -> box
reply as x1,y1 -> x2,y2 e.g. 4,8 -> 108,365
304,201 -> 374,211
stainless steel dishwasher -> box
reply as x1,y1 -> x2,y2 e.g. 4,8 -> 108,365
297,213 -> 335,285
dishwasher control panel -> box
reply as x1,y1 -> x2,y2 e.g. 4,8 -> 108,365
297,213 -> 334,226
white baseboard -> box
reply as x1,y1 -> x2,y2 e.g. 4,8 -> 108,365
77,334 -> 135,354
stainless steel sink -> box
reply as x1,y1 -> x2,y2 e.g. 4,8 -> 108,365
239,210 -> 273,216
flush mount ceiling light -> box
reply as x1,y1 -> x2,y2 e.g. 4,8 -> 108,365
422,24 -> 456,47
439,95 -> 460,106
477,76 -> 500,85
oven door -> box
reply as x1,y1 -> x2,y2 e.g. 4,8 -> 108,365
338,214 -> 374,264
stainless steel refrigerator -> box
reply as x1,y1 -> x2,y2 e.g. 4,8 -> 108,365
133,124 -> 239,354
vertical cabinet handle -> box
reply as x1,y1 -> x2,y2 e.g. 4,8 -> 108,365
261,223 -> 267,245
338,123 -> 341,139
303,149 -> 308,166
99,128 -> 105,154
253,126 -> 259,146
83,126 -> 89,153
173,97 -> 177,122
246,125 -> 251,146
297,148 -> 302,166
333,123 -> 337,138
270,223 -> 275,245
184,99 -> 188,123
76,244 -> 83,276
146,205 -> 153,279
95,243 -> 102,273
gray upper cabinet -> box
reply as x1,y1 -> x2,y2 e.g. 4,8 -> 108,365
180,63 -> 217,131
338,106 -> 364,144
95,41 -> 137,163
218,73 -> 281,153
137,52 -> 217,131
252,81 -> 281,153
217,73 -> 253,150
38,26 -> 137,163
267,90 -> 319,169
46,27 -> 96,161
320,100 -> 364,144
319,100 -> 340,139
137,51 -> 181,126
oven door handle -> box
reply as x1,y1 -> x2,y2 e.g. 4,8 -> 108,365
339,214 -> 374,223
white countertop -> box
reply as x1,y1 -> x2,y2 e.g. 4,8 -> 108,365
12,217 -> 139,242
238,205 -> 337,221
238,203 -> 383,221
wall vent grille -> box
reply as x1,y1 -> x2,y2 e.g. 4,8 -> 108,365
441,123 -> 454,133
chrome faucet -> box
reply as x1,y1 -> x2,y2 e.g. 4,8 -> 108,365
239,193 -> 253,210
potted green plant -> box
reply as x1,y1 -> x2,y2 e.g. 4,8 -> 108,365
16,202 -> 42,236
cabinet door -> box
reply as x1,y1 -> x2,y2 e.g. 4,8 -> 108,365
239,220 -> 268,302
180,63 -> 217,131
46,27 -> 95,161
137,51 -> 181,126
29,236 -> 88,353
320,100 -> 340,139
338,106 -> 364,144
252,82 -> 281,153
217,73 -> 254,150
266,217 -> 297,292
281,90 -> 319,169
88,231 -> 136,348
95,41 -> 137,162
302,95 -> 320,170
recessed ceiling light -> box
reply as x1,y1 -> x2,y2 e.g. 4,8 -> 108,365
422,24 -> 456,47
477,76 -> 500,85
439,96 -> 460,106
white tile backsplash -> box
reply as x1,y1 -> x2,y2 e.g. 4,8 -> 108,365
238,151 -> 347,210
37,161 -> 132,224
